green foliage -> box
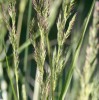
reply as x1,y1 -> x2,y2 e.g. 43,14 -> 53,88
0,0 -> 99,100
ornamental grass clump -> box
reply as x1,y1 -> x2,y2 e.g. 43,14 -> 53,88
0,0 -> 98,100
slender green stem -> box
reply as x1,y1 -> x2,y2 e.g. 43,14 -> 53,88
46,35 -> 54,100
33,67 -> 42,100
24,0 -> 32,72
17,13 -> 23,46
17,0 -> 27,46
3,43 -> 17,100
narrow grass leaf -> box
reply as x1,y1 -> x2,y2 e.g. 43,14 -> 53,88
3,43 -> 17,100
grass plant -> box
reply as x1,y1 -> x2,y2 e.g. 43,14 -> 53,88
0,0 -> 99,100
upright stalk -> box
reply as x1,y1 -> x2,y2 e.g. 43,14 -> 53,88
24,0 -> 32,72
33,67 -> 42,100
